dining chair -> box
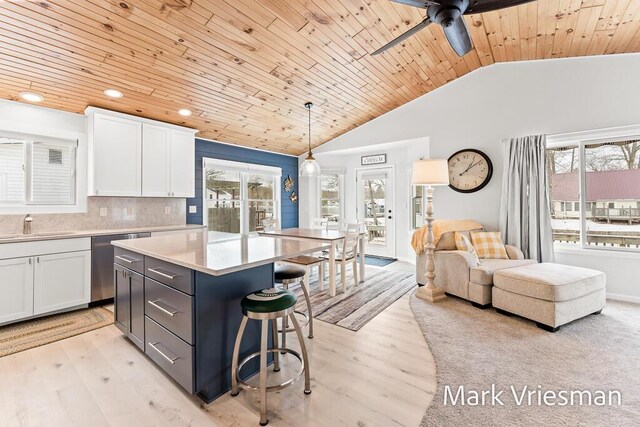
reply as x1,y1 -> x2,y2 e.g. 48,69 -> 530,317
310,218 -> 329,231
262,218 -> 279,231
323,228 -> 360,292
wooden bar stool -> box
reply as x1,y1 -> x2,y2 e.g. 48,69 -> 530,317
231,288 -> 311,426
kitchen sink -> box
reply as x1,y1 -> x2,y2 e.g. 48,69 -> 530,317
0,231 -> 77,240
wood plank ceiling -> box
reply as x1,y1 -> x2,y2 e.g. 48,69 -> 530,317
1,0 -> 639,155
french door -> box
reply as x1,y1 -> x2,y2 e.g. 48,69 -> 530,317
356,167 -> 395,258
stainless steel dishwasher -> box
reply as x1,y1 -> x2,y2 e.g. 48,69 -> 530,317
91,232 -> 151,303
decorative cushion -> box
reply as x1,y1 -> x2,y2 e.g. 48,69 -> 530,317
454,232 -> 479,264
470,231 -> 509,259
241,288 -> 297,314
436,229 -> 483,251
274,265 -> 306,281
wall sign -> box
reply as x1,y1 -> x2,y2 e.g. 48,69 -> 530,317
361,154 -> 387,166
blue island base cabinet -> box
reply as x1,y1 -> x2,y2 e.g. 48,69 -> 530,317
194,264 -> 275,403
114,253 -> 274,403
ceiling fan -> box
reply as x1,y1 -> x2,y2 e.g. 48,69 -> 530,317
372,0 -> 535,57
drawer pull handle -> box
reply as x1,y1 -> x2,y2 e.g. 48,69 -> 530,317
115,255 -> 138,264
148,342 -> 180,364
148,267 -> 178,280
148,300 -> 178,317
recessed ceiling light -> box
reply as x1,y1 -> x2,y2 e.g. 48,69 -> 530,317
178,108 -> 192,116
104,88 -> 123,98
19,91 -> 44,103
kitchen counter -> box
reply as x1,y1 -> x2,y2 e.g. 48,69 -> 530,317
112,229 -> 328,402
112,230 -> 330,276
0,224 -> 205,244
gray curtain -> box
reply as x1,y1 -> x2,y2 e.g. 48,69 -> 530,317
499,135 -> 555,262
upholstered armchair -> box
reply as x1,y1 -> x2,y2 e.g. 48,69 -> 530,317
415,227 -> 537,308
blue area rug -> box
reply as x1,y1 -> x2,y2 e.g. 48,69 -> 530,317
364,255 -> 397,267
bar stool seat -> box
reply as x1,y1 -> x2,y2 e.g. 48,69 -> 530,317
231,288 -> 311,426
274,265 -> 314,340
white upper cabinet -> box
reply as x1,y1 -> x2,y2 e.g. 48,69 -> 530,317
169,129 -> 196,197
142,123 -> 171,197
86,107 -> 196,198
88,113 -> 142,196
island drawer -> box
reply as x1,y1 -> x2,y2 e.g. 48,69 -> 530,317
145,278 -> 194,345
145,317 -> 194,393
145,257 -> 193,294
114,247 -> 144,274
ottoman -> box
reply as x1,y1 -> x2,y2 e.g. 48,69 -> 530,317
492,263 -> 606,332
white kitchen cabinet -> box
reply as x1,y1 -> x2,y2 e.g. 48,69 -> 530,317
0,257 -> 34,324
87,107 -> 196,198
142,123 -> 171,197
0,238 -> 91,325
33,250 -> 91,315
88,112 -> 142,196
169,129 -> 195,197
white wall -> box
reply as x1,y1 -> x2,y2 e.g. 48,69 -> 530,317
311,53 -> 640,300
300,138 -> 429,261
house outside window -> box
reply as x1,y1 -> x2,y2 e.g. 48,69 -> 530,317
319,173 -> 343,224
203,158 -> 281,234
547,137 -> 640,251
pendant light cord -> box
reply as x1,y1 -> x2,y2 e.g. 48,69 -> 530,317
304,102 -> 314,159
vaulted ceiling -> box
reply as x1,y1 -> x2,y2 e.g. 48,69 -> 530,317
1,0 -> 639,155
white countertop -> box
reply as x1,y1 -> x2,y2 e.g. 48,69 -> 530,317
0,224 -> 206,244
112,230 -> 330,276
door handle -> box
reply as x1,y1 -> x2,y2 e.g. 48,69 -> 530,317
148,300 -> 179,317
387,216 -> 392,219
148,342 -> 180,364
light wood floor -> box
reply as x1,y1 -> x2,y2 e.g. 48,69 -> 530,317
0,262 -> 436,427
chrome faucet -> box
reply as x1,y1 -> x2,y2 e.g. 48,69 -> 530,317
23,214 -> 33,235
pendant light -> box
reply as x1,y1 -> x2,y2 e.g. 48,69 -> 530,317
299,102 -> 321,177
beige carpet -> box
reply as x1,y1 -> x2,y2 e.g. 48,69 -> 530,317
0,307 -> 113,357
410,293 -> 640,426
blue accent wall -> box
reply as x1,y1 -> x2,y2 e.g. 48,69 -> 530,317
187,139 -> 299,229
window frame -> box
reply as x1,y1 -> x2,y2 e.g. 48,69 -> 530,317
0,132 -> 80,211
318,172 -> 344,225
548,124 -> 640,254
202,158 -> 281,234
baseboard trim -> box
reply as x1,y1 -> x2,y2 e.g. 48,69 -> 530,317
607,293 -> 640,304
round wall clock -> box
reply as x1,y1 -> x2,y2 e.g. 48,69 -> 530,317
447,149 -> 493,193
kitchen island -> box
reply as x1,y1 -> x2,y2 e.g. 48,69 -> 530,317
112,230 -> 329,402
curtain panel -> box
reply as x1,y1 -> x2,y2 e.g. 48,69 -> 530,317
499,134 -> 555,262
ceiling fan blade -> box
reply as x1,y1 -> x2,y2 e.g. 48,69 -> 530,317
443,16 -> 473,56
371,18 -> 432,56
465,0 -> 536,15
390,0 -> 442,8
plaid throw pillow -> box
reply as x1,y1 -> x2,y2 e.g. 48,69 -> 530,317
454,232 -> 479,264
470,231 -> 509,259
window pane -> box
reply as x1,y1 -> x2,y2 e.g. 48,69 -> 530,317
29,142 -> 76,204
548,146 -> 581,244
320,174 -> 340,222
321,199 -> 340,222
206,169 -> 240,200
205,169 -> 241,233
412,185 -> 424,229
0,138 -> 25,202
321,175 -> 339,199
249,201 -> 275,232
583,140 -> 640,249
247,174 -> 274,200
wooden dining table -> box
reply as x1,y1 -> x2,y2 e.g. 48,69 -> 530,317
259,228 -> 366,297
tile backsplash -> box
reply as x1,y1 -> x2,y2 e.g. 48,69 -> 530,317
0,197 -> 186,235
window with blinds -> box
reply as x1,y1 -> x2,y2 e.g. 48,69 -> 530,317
0,135 -> 77,206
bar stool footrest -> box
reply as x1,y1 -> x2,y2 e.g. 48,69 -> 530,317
277,310 -> 309,333
236,348 -> 304,393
